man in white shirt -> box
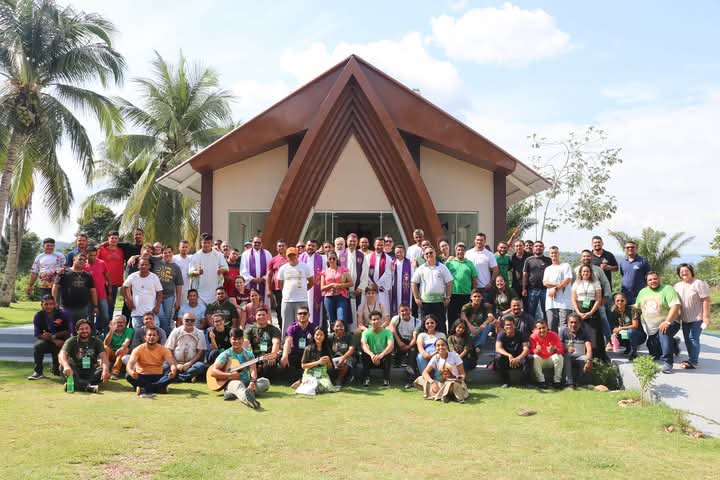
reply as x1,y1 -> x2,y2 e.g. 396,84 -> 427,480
465,233 -> 499,298
28,238 -> 66,297
542,246 -> 573,333
406,228 -> 425,267
344,233 -> 366,323
188,233 -> 229,305
165,312 -> 207,382
412,246 -> 453,333
277,247 -> 314,337
122,258 -> 163,329
240,236 -> 272,304
173,240 -> 192,302
359,238 -> 393,313
299,240 -> 325,330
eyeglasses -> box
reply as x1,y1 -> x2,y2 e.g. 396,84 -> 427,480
297,312 -> 309,316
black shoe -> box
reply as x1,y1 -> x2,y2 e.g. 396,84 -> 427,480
382,379 -> 390,388
673,337 -> 680,355
628,352 -> 638,362
362,378 -> 370,387
552,382 -> 562,390
28,371 -> 44,380
500,383 -> 510,389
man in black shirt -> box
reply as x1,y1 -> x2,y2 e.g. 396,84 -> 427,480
521,241 -> 551,322
52,253 -> 97,324
243,307 -> 281,378
509,239 -> 530,303
590,236 -> 618,285
29,295 -> 74,379
493,316 -> 530,387
559,313 -> 593,389
505,298 -> 533,337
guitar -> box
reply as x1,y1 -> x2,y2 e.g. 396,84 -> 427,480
206,352 -> 279,391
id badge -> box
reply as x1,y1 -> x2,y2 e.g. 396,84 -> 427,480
299,337 -> 306,349
260,341 -> 268,352
312,368 -> 322,378
582,298 -> 591,309
620,330 -> 629,340
81,356 -> 91,369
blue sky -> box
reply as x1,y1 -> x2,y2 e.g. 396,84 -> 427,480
40,0 -> 720,254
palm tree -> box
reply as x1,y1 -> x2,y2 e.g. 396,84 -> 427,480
505,200 -> 538,242
608,227 -> 695,273
86,51 -> 233,246
0,0 -> 125,305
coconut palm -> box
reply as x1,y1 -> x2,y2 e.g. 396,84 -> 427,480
608,227 -> 695,273
505,200 -> 538,242
86,51 -> 233,246
0,0 -> 125,305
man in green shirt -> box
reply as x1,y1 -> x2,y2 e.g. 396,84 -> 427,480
104,314 -> 134,379
59,319 -> 110,393
244,307 -> 281,378
446,242 -> 479,328
495,241 -> 511,283
635,271 -> 681,373
360,311 -> 394,387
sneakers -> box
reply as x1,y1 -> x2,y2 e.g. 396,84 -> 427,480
404,383 -> 415,390
28,371 -> 44,380
500,383 -> 510,389
110,373 -> 119,381
382,379 -> 390,388
362,378 -> 370,387
86,384 -> 99,393
628,352 -> 638,362
140,393 -> 156,399
52,366 -> 61,376
223,390 -> 237,401
605,343 -> 613,352
662,363 -> 673,374
552,382 -> 562,390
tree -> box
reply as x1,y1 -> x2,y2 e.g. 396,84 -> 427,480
696,227 -> 720,287
76,203 -> 119,245
85,51 -> 233,247
505,200 -> 537,242
0,228 -> 39,273
608,227 -> 695,273
529,126 -> 622,240
0,0 -> 125,306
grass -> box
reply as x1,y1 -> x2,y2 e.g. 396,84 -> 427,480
0,301 -> 37,328
0,361 -> 718,479
707,288 -> 720,333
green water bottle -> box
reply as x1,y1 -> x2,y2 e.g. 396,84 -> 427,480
66,374 -> 75,393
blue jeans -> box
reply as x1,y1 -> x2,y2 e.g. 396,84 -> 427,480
93,298 -> 110,336
599,304 -> 612,344
126,373 -> 172,394
472,323 -> 495,350
416,352 -> 435,375
527,289 -> 546,321
620,328 -> 647,355
647,322 -> 681,366
159,294 -> 176,336
176,361 -> 208,382
682,321 -> 702,365
324,295 -> 350,327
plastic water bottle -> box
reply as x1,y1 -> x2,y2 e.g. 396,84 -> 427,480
611,335 -> 620,353
66,374 -> 75,393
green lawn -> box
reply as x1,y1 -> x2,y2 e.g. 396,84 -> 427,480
0,301 -> 37,328
708,288 -> 720,333
0,362 -> 717,479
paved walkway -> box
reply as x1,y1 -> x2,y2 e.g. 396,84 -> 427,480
616,331 -> 720,437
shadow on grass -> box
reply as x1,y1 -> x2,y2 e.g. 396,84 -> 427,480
169,387 -> 210,397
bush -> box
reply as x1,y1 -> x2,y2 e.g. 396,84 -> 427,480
589,358 -> 621,390
633,355 -> 661,404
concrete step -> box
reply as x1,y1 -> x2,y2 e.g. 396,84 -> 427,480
0,334 -> 36,344
0,343 -> 36,356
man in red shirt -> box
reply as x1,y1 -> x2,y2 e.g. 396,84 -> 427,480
97,230 -> 125,315
85,246 -> 112,336
529,319 -> 564,388
266,239 -> 288,329
223,249 -> 241,298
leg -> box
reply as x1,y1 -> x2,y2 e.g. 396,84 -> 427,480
551,354 -> 564,383
532,355 -> 546,383
627,328 -> 647,356
416,353 -> 430,377
557,309 -> 570,332
109,285 -> 119,316
337,296 -> 350,328
527,290 -> 541,321
273,290 -> 283,328
599,305 -> 612,344
659,323 -> 681,369
94,298 -> 110,336
682,321 -> 702,366
32,340 -> 55,375
562,353 -> 574,385
323,296 -> 338,326
447,294 -> 467,327
381,354 -> 392,381
476,322 -> 495,351
546,309 -> 559,333
360,352 -> 372,381
131,316 -> 144,329
646,333 -> 662,359
494,355 -> 511,384
159,294 -> 176,336
178,361 -> 208,382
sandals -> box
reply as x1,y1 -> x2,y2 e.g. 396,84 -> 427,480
680,361 -> 697,370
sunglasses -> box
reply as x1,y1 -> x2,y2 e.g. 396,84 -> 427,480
297,312 -> 309,316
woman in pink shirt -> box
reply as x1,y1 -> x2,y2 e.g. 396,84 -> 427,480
240,289 -> 270,329
321,251 -> 353,328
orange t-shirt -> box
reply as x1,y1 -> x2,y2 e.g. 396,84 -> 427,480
133,343 -> 169,375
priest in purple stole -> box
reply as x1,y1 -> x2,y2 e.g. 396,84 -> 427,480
343,233 -> 366,325
359,238 -> 393,313
390,244 -> 414,317
240,236 -> 273,305
299,240 -> 326,330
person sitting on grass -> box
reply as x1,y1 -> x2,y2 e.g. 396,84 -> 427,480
360,310 -> 395,387
493,316 -> 530,388
126,327 -> 177,397
244,307 -> 281,379
207,313 -> 232,364
529,320 -> 564,389
415,314 -> 447,375
29,295 -> 73,380
103,315 -> 133,380
209,327 -> 269,409
165,313 -> 207,383
609,293 -> 645,361
414,337 -> 468,403
559,313 -> 593,389
328,320 -> 355,386
448,319 -> 477,372
58,319 -> 110,393
281,307 -> 314,385
296,327 -> 340,394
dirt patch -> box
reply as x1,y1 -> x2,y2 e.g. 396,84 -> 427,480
617,399 -> 640,407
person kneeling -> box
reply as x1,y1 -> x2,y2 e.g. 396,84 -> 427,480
209,328 -> 269,409
58,319 -> 110,393
126,327 -> 177,397
296,327 -> 340,395
493,316 -> 530,388
530,320 -> 564,389
414,338 -> 468,403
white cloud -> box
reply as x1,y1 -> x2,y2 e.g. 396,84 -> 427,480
429,2 -> 572,64
601,83 -> 660,104
279,33 -> 463,105
232,79 -> 292,122
463,89 -> 720,253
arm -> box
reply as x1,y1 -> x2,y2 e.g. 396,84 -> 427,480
27,272 -> 38,293
99,350 -> 111,382
280,336 -> 292,367
90,288 -> 98,311
571,289 -> 581,315
164,348 -> 178,378
421,359 -> 435,382
59,348 -> 72,375
583,340 -> 593,373
522,271 -> 528,296
702,296 -> 711,327
122,285 -> 133,311
306,276 -> 315,290
379,336 -> 395,359
104,270 -> 112,297
412,282 -> 422,308
51,283 -> 60,304
516,343 -> 530,362
154,290 -> 163,314
588,288 -> 602,315
444,280 -> 453,305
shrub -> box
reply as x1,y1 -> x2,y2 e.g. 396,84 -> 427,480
633,355 -> 661,404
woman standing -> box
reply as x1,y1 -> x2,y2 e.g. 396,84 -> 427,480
321,251 -> 353,328
571,265 -> 606,361
414,337 -> 468,403
674,263 -> 711,369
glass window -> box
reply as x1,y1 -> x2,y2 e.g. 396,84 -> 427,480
438,212 -> 478,246
301,211 -> 404,245
228,211 -> 269,249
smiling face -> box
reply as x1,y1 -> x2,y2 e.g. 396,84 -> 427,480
580,251 -> 592,265
646,273 -> 660,289
162,247 -> 173,262
495,275 -> 506,290
359,238 -> 369,250
255,309 -> 268,326
249,289 -> 261,305
424,317 -> 436,333
510,298 -> 523,315
579,265 -> 592,280
314,328 -> 325,345
497,242 -> 508,255
514,240 -> 525,255
333,320 -> 346,336
474,235 -> 485,250
234,276 -> 245,292
678,266 -> 694,282
535,322 -> 548,337
215,288 -> 227,302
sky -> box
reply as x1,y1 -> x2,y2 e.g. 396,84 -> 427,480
35,0 -> 720,254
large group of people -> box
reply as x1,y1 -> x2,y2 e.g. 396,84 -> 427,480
27,228 -> 711,406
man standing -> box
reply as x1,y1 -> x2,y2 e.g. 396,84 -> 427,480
508,239 -> 530,303
620,241 -> 651,305
559,313 -> 593,389
522,241 -> 551,321
241,236 -> 272,304
173,240 -> 192,302
126,327 -> 178,397
390,244 -> 414,318
412,247 -> 453,333
299,240 -> 326,329
28,295 -> 73,380
204,287 -> 239,331
445,243 -> 479,326
27,238 -> 65,298
345,233 -> 366,323
165,312 -> 207,383
360,311 -> 395,387
223,248 -> 241,298
542,246 -> 573,332
52,253 -> 97,324
244,306 -> 281,379
58,319 -> 110,393
406,229 -> 425,267
360,238 -> 393,314
529,320 -> 564,388
189,233 -> 229,305
383,235 -> 396,259
65,233 -> 89,267
465,233 -> 499,299
280,307 -> 314,384
85,246 -> 112,336
493,316 -> 530,388
635,272 -> 681,373
122,258 -> 163,329
97,231 -> 125,313
495,241 -> 511,283
209,327 -> 269,408
277,247 -> 314,335
152,246 -> 184,336
266,239 -> 288,327
359,237 -> 371,256
591,236 -> 618,285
